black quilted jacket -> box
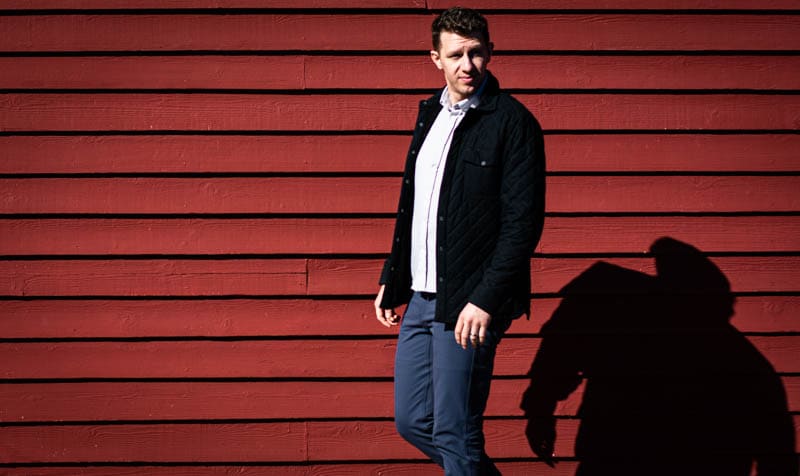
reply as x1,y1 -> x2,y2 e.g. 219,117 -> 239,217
379,72 -> 546,326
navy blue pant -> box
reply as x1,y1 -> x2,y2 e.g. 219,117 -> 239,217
394,292 -> 508,475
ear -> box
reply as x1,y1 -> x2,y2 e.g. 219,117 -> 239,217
430,49 -> 443,70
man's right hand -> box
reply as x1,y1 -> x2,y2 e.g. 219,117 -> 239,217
374,284 -> 400,328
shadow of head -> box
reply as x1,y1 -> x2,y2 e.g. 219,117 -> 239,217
650,236 -> 735,327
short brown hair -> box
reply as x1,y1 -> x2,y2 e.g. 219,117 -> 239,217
431,6 -> 490,52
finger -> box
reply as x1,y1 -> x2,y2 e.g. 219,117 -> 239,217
460,322 -> 472,350
384,308 -> 399,326
478,327 -> 487,346
469,327 -> 480,347
374,302 -> 385,323
376,312 -> 390,328
454,316 -> 464,346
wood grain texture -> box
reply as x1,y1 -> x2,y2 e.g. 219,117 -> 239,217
3,418 -> 798,462
1,216 -> 798,255
3,93 -> 800,131
305,417 -> 800,461
1,256 -> 795,297
1,0 -> 427,8
0,462 -> 581,476
2,0 -> 796,8
0,422 -> 308,463
305,55 -> 800,90
0,135 -> 408,174
2,376 -> 798,422
429,0 -> 800,8
4,55 -> 799,90
2,15 -> 799,52
2,295 -> 796,339
1,336 -> 797,379
307,256 -> 800,295
2,176 -> 798,213
2,134 -> 798,174
0,259 -> 308,297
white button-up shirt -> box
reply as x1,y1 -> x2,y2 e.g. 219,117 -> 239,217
410,86 -> 483,292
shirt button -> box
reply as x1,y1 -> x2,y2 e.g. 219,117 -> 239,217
405,179 -> 410,185
418,122 -> 424,127
480,160 -> 487,166
438,277 -> 444,283
438,216 -> 444,222
411,149 -> 416,155
390,266 -> 395,271
438,246 -> 444,252
395,237 -> 400,243
400,208 -> 405,214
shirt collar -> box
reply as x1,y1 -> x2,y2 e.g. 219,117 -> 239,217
439,76 -> 487,114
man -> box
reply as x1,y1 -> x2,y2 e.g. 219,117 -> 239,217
374,6 -> 546,475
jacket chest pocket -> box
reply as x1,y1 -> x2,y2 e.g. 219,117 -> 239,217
462,149 -> 501,198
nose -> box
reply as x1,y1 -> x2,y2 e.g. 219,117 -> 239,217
460,53 -> 474,72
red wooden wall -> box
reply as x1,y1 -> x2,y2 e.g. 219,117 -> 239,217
1,1 -> 799,474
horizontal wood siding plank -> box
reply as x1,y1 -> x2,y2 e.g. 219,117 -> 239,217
1,336 -> 797,379
3,176 -> 799,213
2,376 -> 798,422
0,135 -> 410,174
2,15 -> 799,52
306,417 -> 800,461
1,0 -> 427,8
2,296 -> 796,339
3,94 -> 800,131
305,55 -> 800,91
0,259 -> 308,297
0,56 -> 306,90
0,422 -> 308,463
0,298 -> 391,338
1,257 -> 796,297
428,0 -> 800,8
2,0 -> 797,8
0,463 -> 580,476
2,216 -> 799,255
2,418 -> 798,463
2,134 -> 798,174
4,55 -> 799,90
307,256 -> 800,295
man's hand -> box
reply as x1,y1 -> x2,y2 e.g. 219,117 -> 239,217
454,302 -> 491,349
374,285 -> 400,328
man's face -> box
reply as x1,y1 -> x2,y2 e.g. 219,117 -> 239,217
431,31 -> 492,104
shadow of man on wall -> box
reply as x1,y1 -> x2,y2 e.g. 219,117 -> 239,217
521,237 -> 797,476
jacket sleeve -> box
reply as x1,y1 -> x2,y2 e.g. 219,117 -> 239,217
467,109 -> 546,315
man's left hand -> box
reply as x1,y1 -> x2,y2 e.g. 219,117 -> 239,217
454,302 -> 492,349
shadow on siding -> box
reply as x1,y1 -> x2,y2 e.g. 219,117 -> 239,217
521,237 -> 797,476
